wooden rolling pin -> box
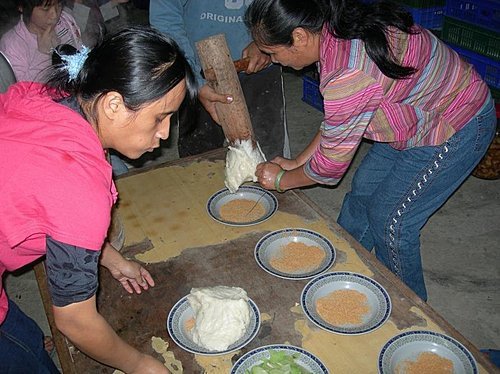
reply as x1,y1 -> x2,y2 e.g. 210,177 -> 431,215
195,34 -> 255,145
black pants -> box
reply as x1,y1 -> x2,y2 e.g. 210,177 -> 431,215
178,64 -> 288,160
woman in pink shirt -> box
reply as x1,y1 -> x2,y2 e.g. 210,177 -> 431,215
0,26 -> 195,373
0,0 -> 82,82
246,0 -> 495,301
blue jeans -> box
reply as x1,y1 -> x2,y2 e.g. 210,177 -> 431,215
338,96 -> 496,301
0,299 -> 59,373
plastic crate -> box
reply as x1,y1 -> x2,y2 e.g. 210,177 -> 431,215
445,0 -> 500,32
449,44 -> 500,90
391,0 -> 445,8
407,6 -> 445,29
302,75 -> 324,112
441,16 -> 500,60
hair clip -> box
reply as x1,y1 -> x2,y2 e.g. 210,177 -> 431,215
59,46 -> 90,82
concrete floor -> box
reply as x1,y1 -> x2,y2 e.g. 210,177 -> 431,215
3,3 -> 499,371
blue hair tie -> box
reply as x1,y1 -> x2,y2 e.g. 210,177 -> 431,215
60,46 -> 90,82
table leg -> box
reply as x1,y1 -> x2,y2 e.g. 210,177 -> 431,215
33,260 -> 76,374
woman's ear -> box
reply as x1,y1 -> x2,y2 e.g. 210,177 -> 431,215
101,91 -> 128,123
291,27 -> 309,48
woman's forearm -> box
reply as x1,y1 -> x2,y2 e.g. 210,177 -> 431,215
100,241 -> 123,270
278,165 -> 316,191
53,297 -> 149,373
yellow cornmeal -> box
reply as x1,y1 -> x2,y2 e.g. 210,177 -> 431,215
270,241 -> 326,273
396,352 -> 454,374
315,289 -> 370,326
219,199 -> 266,222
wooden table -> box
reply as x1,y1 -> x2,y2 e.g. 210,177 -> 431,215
45,149 -> 497,373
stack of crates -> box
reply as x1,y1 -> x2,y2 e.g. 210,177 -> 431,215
392,0 -> 446,30
441,0 -> 500,99
360,0 -> 446,29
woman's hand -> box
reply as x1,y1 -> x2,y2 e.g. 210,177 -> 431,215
242,42 -> 271,73
269,156 -> 299,171
198,84 -> 233,124
100,242 -> 155,294
130,354 -> 170,374
108,259 -> 155,294
256,159 -> 317,191
37,25 -> 60,54
255,161 -> 283,190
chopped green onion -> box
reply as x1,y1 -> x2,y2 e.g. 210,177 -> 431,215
244,350 -> 312,374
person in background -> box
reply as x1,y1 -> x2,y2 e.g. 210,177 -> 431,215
149,0 -> 290,160
0,26 -> 195,373
247,0 -> 496,301
66,0 -> 130,47
0,0 -> 82,82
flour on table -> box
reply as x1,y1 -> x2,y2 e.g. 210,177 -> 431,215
225,139 -> 266,193
187,286 -> 251,351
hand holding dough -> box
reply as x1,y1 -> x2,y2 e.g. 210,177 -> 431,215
225,139 -> 266,193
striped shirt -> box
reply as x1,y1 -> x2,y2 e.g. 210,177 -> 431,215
305,26 -> 489,185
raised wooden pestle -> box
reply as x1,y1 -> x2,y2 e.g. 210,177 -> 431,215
196,34 -> 256,145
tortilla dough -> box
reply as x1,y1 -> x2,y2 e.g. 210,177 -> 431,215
225,139 -> 265,193
151,336 -> 183,373
187,286 -> 251,351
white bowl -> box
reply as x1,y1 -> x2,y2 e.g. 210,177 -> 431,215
167,295 -> 261,355
301,272 -> 392,335
207,186 -> 278,226
255,228 -> 336,280
378,330 -> 478,374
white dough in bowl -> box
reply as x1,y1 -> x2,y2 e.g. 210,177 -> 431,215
225,139 -> 266,193
187,286 -> 251,351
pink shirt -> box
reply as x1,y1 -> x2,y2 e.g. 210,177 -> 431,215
305,26 -> 489,184
0,82 -> 117,322
0,10 -> 82,82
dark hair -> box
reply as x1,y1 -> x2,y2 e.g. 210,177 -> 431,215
47,26 -> 196,121
19,0 -> 65,23
245,0 -> 417,79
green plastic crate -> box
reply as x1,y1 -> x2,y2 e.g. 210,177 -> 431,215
441,16 -> 500,61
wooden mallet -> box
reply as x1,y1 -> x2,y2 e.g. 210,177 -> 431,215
196,34 -> 257,147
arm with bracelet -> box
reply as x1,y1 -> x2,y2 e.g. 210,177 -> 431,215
256,130 -> 320,192
256,160 -> 316,192
275,168 -> 286,193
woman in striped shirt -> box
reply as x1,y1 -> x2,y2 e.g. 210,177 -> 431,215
246,0 -> 495,300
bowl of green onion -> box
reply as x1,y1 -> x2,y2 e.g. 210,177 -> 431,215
231,344 -> 328,373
